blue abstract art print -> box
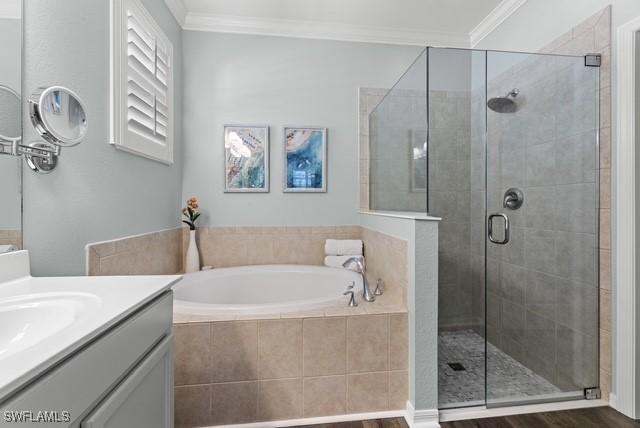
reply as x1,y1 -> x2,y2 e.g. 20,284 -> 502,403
283,127 -> 327,192
224,125 -> 269,193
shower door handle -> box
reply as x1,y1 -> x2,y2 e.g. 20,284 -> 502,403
488,213 -> 510,245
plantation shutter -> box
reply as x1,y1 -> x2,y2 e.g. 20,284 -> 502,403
112,0 -> 174,164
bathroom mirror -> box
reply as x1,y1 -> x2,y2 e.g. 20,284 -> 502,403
29,86 -> 88,147
0,5 -> 22,251
0,84 -> 21,142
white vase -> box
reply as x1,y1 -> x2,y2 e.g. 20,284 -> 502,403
185,229 -> 200,273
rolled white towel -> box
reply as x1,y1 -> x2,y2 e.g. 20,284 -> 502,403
0,245 -> 17,254
325,239 -> 363,256
324,255 -> 364,271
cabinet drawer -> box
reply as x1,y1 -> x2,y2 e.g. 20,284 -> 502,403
81,334 -> 174,428
1,292 -> 173,427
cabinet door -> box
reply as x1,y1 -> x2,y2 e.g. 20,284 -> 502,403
81,334 -> 174,428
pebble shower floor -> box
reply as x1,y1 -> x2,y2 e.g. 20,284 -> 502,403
438,329 -> 560,408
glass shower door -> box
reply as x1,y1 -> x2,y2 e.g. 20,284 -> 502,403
485,50 -> 600,406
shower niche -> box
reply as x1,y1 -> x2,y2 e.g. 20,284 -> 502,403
369,47 -> 600,409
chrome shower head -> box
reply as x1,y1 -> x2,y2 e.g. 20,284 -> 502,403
487,88 -> 519,113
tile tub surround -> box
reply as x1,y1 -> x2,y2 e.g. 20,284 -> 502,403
87,224 -> 408,307
173,312 -> 408,427
182,225 -> 409,306
0,230 -> 21,249
182,226 -> 361,268
86,228 -> 183,275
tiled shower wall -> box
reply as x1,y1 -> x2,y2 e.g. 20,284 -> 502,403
359,5 -> 611,399
483,6 -> 610,396
360,87 -> 476,328
539,5 -> 612,400
484,54 -> 600,392
427,91 -> 475,329
368,88 -> 428,213
359,87 -> 387,211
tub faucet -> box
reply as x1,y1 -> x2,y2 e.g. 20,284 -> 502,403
342,257 -> 375,302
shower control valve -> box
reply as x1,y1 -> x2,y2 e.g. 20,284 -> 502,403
503,188 -> 524,210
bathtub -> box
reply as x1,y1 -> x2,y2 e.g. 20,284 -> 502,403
172,264 -> 363,315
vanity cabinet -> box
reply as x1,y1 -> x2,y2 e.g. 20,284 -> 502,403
81,334 -> 174,428
0,292 -> 174,428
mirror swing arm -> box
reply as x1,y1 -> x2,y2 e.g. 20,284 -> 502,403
0,136 -> 60,160
0,85 -> 88,174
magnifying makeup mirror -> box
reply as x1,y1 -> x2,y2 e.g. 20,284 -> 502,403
29,86 -> 88,147
22,86 -> 88,173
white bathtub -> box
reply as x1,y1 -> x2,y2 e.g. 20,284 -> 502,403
173,264 -> 363,315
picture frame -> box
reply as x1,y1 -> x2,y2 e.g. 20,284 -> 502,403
283,126 -> 327,193
224,125 -> 270,193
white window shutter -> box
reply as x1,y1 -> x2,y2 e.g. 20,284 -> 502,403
111,0 -> 174,164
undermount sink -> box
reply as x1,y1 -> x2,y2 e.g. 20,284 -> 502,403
0,292 -> 101,360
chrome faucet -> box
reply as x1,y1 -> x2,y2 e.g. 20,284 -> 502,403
342,257 -> 375,302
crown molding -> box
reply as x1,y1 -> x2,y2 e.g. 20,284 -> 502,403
180,13 -> 470,47
469,0 -> 527,47
163,0 -> 525,47
0,0 -> 20,19
163,0 -> 186,27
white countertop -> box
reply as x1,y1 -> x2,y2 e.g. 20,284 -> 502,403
0,251 -> 181,401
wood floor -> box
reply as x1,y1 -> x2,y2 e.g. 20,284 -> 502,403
301,418 -> 407,428
299,407 -> 640,428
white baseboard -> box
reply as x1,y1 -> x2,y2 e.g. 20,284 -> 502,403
201,398 -> 609,428
404,401 -> 441,427
609,393 -> 617,409
207,409 -> 406,428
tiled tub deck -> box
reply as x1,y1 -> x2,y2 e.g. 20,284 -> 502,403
173,303 -> 408,427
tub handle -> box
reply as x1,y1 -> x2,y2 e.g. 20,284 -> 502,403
343,290 -> 358,307
375,279 -> 384,296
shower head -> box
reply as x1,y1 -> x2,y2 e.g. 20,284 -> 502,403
487,88 -> 519,113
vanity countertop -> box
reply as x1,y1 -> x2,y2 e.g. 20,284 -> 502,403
0,250 -> 181,402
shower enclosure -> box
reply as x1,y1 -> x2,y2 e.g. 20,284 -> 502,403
369,47 -> 600,409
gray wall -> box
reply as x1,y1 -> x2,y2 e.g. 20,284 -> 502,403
181,31 -> 423,226
23,0 -> 183,275
0,17 -> 21,231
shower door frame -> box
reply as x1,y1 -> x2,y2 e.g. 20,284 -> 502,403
430,46 -> 602,410
483,49 -> 601,409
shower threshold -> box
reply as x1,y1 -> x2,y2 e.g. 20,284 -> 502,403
438,397 -> 608,423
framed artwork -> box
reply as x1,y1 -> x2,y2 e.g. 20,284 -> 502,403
224,125 -> 269,192
410,129 -> 427,193
283,127 -> 327,192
